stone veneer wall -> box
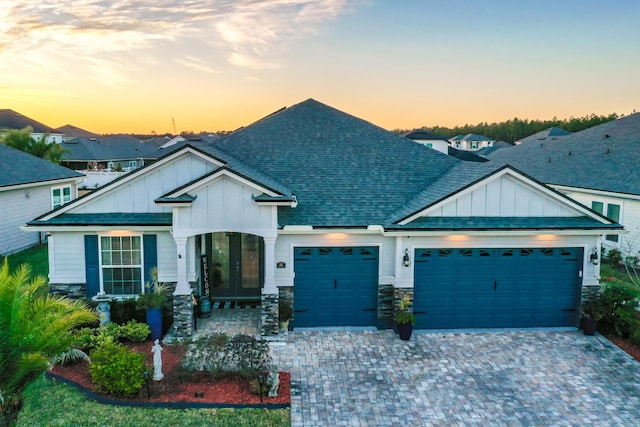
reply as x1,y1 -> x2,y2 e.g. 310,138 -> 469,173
261,293 -> 278,336
49,283 -> 87,299
377,284 -> 394,320
172,294 -> 194,339
393,287 -> 414,320
581,284 -> 601,305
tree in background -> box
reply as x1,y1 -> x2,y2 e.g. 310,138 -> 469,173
0,259 -> 97,425
394,113 -> 620,144
0,127 -> 69,164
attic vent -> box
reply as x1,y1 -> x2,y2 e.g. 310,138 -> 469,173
606,148 -> 610,154
568,151 -> 572,156
605,134 -> 610,138
547,157 -> 551,163
540,142 -> 544,147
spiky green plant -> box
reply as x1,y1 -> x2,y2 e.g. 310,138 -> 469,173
0,259 -> 97,424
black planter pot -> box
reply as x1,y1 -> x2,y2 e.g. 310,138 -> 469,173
397,322 -> 413,340
582,317 -> 598,336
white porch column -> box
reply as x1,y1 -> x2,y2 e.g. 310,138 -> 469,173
262,236 -> 277,294
174,236 -> 190,295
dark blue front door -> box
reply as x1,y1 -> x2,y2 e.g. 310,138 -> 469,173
413,248 -> 582,329
294,247 -> 378,327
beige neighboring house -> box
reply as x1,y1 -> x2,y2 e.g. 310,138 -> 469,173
489,114 -> 640,259
0,144 -> 83,255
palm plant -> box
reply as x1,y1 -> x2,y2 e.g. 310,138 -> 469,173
0,259 -> 97,425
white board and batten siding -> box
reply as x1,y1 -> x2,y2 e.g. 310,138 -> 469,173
429,174 -> 576,218
72,152 -> 217,214
556,188 -> 640,254
173,176 -> 277,237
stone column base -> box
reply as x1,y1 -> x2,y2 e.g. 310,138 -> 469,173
172,294 -> 194,339
261,293 -> 278,336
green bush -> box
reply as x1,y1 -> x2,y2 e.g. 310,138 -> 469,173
590,284 -> 640,336
72,327 -> 99,352
181,333 -> 229,380
227,334 -> 271,379
110,298 -> 145,324
119,320 -> 150,342
89,338 -> 145,397
606,248 -> 623,265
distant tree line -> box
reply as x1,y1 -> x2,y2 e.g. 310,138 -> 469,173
394,113 -> 620,144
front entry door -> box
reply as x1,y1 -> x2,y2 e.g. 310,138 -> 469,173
208,233 -> 262,299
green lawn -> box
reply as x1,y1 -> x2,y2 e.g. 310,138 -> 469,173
17,376 -> 290,427
4,244 -> 49,278
600,263 -> 640,291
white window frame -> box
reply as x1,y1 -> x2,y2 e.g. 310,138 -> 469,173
51,185 -> 72,209
107,161 -> 115,170
98,234 -> 144,297
128,160 -> 138,169
592,200 -> 622,244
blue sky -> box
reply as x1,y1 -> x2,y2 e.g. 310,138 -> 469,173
1,0 -> 638,133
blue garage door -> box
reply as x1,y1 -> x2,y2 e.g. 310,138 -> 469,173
294,247 -> 378,327
414,248 -> 582,329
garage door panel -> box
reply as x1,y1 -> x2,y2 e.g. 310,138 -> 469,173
414,247 -> 581,329
294,246 -> 378,327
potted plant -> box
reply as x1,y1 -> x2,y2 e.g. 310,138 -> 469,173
395,296 -> 416,340
136,267 -> 168,341
278,299 -> 294,333
581,295 -> 604,336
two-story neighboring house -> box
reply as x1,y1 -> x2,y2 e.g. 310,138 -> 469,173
449,133 -> 496,151
0,144 -> 83,255
489,114 -> 640,256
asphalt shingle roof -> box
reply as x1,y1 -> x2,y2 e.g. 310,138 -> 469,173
0,109 -> 56,133
199,99 -> 503,227
488,114 -> 640,196
515,127 -> 572,146
0,144 -> 83,188
28,213 -> 172,226
62,135 -> 160,161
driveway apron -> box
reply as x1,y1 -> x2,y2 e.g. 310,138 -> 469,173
271,329 -> 640,426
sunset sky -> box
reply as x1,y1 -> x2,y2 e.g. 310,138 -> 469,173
2,0 -> 639,134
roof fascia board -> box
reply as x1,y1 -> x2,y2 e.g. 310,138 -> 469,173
382,229 -> 626,237
34,146 -> 222,221
550,184 -> 640,202
0,176 -> 82,192
398,166 -> 612,226
164,167 -> 283,199
21,225 -> 172,232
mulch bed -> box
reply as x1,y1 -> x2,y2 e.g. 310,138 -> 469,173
49,340 -> 290,406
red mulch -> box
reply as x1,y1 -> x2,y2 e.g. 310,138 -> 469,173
50,340 -> 290,405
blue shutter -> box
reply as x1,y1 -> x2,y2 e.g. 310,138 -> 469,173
143,234 -> 158,290
84,235 -> 100,298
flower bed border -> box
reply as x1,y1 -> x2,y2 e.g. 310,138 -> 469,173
44,372 -> 290,410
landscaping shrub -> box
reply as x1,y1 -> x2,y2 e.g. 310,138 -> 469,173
591,284 -> 640,337
181,333 -> 230,380
109,298 -> 145,324
89,338 -> 145,397
227,334 -> 271,379
119,320 -> 150,342
606,248 -> 623,266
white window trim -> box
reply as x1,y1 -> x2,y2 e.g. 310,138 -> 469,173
51,184 -> 72,209
98,233 -> 144,297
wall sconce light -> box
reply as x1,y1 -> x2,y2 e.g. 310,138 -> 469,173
403,249 -> 411,267
590,247 -> 599,265
178,254 -> 182,259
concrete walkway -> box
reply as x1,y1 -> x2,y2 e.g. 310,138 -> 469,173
271,329 -> 640,426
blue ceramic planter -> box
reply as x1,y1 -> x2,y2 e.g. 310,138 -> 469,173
146,308 -> 163,341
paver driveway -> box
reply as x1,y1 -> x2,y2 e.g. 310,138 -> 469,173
271,329 -> 640,426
